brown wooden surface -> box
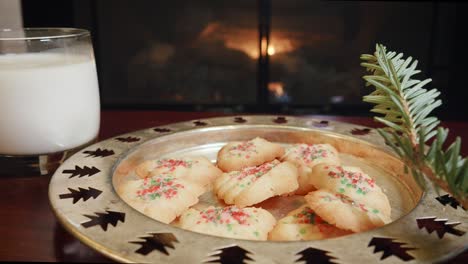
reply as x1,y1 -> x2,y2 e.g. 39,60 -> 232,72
0,110 -> 466,262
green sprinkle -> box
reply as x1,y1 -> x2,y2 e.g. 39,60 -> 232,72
372,209 -> 379,214
308,213 -> 316,224
299,228 -> 307,234
339,188 -> 345,193
254,231 -> 259,237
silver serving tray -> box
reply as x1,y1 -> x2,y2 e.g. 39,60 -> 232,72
49,115 -> 467,263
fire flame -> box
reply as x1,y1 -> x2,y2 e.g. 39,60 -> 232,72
268,82 -> 284,97
267,46 -> 276,56
198,23 -> 296,59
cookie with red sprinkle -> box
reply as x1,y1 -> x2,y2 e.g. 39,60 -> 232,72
214,159 -> 299,208
308,164 -> 391,219
178,206 -> 276,240
135,156 -> 222,189
118,174 -> 205,224
269,204 -> 351,241
217,137 -> 285,172
282,143 -> 340,195
304,189 -> 391,232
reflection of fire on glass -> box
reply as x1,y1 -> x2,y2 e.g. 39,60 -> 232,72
195,21 -> 352,105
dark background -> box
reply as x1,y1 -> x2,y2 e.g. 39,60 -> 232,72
21,0 -> 468,121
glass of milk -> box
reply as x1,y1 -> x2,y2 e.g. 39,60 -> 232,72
0,28 -> 100,175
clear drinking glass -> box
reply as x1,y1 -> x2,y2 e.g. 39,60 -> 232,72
0,28 -> 100,175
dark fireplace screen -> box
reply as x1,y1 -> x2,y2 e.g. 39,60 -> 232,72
88,0 -> 449,115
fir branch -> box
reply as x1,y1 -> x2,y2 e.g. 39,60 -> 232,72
361,44 -> 467,208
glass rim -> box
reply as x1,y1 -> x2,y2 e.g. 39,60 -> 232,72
0,27 -> 90,41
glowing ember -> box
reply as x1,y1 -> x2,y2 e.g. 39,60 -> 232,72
268,82 -> 284,97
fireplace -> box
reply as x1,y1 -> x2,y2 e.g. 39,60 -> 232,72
21,0 -> 466,119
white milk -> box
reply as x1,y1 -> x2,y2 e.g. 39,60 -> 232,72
0,53 -> 100,155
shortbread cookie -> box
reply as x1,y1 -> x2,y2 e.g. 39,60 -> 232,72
214,160 -> 299,208
119,174 -> 205,224
305,189 -> 391,232
282,144 -> 340,194
269,204 -> 351,241
178,206 -> 276,240
135,156 -> 222,189
217,137 -> 285,172
308,164 -> 391,219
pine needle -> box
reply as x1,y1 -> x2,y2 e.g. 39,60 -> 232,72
361,44 -> 467,208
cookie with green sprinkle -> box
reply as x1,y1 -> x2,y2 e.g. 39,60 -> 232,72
269,204 -> 351,241
178,206 -> 276,240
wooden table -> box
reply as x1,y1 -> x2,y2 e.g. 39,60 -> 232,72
0,110 -> 466,262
